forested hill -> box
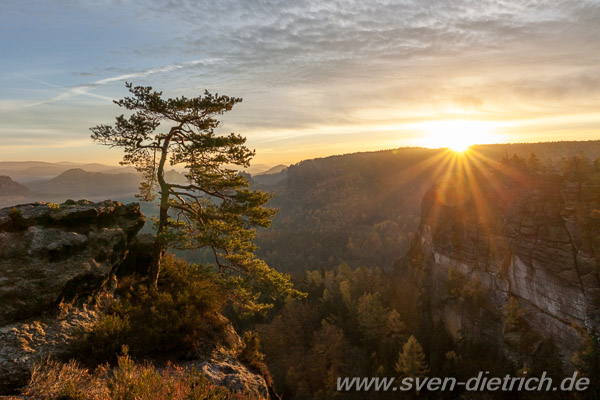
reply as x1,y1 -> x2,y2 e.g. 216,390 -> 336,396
253,147 -> 447,273
252,140 -> 600,274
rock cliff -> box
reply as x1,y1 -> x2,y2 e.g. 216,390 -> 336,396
398,173 -> 600,370
0,200 -> 270,398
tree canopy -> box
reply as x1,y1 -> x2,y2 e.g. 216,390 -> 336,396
91,83 -> 300,311
395,335 -> 429,379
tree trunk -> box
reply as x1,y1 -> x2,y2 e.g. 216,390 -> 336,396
148,132 -> 173,288
148,187 -> 170,288
148,239 -> 164,288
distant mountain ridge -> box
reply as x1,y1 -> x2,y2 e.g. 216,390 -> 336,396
251,165 -> 288,186
0,161 -> 137,182
254,164 -> 288,176
27,168 -> 141,197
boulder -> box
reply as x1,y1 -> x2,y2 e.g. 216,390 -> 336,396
195,354 -> 269,398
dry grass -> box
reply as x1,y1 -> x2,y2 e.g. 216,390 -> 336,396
22,352 -> 258,400
24,359 -> 109,400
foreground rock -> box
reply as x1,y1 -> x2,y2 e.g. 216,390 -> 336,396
398,175 -> 600,370
0,300 -> 105,392
0,199 -> 144,392
0,200 -> 270,398
0,199 -> 145,326
190,352 -> 269,398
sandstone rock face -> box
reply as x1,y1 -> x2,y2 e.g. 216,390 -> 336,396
399,177 -> 600,369
189,353 -> 269,398
0,199 -> 144,393
0,200 -> 145,326
189,314 -> 270,398
0,301 -> 104,392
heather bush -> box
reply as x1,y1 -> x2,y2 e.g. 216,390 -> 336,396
24,359 -> 108,400
77,255 -> 227,364
23,351 -> 254,400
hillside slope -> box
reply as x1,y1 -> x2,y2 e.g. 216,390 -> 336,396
0,175 -> 29,197
0,175 -> 31,207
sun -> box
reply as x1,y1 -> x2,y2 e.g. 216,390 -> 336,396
412,119 -> 503,152
448,138 -> 472,152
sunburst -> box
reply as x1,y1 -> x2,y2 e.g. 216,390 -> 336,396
412,119 -> 504,152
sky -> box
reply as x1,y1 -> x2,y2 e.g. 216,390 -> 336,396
1,0 -> 599,167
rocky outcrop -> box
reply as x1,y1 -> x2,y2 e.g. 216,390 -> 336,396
187,353 -> 269,398
398,173 -> 600,370
0,199 -> 145,326
0,199 -> 271,398
0,299 -> 106,392
0,199 -> 144,392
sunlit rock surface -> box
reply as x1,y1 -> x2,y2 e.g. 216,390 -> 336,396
398,176 -> 600,369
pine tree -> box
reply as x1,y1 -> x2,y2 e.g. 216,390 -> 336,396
395,335 -> 429,378
381,309 -> 407,371
528,152 -> 541,174
91,83 -> 301,310
385,309 -> 406,342
356,292 -> 387,344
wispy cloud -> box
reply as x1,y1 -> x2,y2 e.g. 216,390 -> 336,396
7,59 -> 218,110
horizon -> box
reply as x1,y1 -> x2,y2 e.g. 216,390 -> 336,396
2,1 -> 600,166
1,138 -> 599,171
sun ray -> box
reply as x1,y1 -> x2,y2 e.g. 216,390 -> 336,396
426,152 -> 463,233
398,149 -> 456,188
468,150 -> 531,186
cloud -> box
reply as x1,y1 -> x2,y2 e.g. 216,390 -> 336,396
2,0 -> 599,164
136,0 -> 596,72
13,59 -> 220,109
109,0 -> 598,127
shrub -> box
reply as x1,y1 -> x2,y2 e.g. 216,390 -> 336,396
76,255 -> 227,364
238,331 -> 273,386
447,268 -> 464,298
8,207 -> 27,230
447,268 -> 483,305
503,296 -> 525,332
108,349 -> 253,400
24,359 -> 108,400
23,352 -> 254,400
